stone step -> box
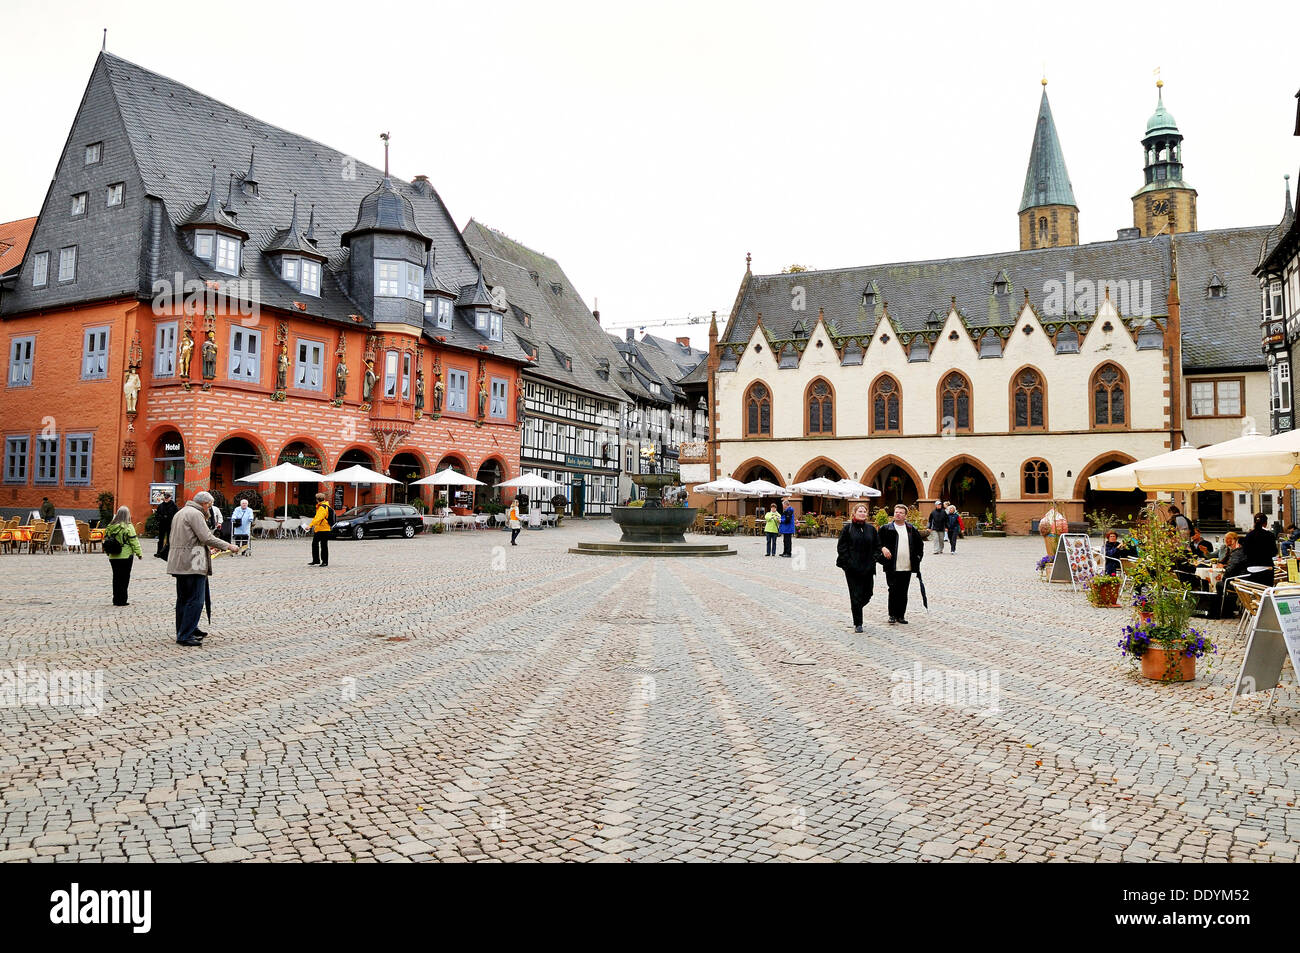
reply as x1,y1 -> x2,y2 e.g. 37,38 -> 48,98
569,542 -> 736,557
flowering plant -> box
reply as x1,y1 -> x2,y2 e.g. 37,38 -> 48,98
1036,554 -> 1053,572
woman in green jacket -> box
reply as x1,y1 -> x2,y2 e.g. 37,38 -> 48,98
104,506 -> 143,606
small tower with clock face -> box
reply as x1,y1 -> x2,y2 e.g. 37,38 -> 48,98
1132,80 -> 1198,237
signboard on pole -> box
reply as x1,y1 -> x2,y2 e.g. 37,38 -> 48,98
149,483 -> 177,506
1049,533 -> 1095,590
1228,589 -> 1300,715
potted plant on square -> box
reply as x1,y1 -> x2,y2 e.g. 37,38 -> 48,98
1087,574 -> 1122,607
1118,589 -> 1216,682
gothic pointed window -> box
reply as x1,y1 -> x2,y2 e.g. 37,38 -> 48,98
1092,362 -> 1127,427
806,378 -> 834,436
1022,459 -> 1050,496
1038,217 -> 1048,242
871,375 -> 900,434
939,371 -> 971,433
745,382 -> 771,437
1012,367 -> 1046,430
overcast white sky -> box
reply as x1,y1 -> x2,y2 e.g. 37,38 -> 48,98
2,0 -> 1296,347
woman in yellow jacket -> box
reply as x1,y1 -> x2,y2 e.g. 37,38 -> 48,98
308,492 -> 332,567
508,500 -> 522,546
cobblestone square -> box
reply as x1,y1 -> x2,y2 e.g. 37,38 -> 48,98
2,526 -> 1297,862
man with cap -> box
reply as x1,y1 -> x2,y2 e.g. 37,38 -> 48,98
154,490 -> 178,559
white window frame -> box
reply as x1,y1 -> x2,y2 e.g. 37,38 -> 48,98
405,263 -> 423,302
401,352 -> 411,399
423,298 -> 433,317
33,435 -> 59,485
4,436 -> 29,484
82,326 -> 109,380
490,377 -> 508,418
301,259 -> 321,296
154,322 -> 177,378
65,433 -> 92,485
375,260 -> 402,297
8,336 -> 34,387
489,312 -> 502,342
436,298 -> 452,329
295,339 -> 324,391
85,142 -> 102,165
282,257 -> 299,283
58,246 -> 77,282
194,232 -> 214,261
229,327 -> 262,382
448,369 -> 468,413
106,182 -> 124,207
384,350 -> 399,399
70,192 -> 87,217
215,234 -> 240,275
32,251 -> 48,288
1278,361 -> 1292,415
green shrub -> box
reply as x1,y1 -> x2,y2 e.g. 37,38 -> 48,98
96,491 -> 115,525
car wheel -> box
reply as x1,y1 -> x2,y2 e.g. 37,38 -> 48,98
403,524 -> 415,538
354,526 -> 365,540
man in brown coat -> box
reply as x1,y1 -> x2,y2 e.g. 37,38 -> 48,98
167,491 -> 238,646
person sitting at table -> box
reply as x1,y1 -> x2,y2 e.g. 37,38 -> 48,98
1280,524 -> 1300,557
1242,512 -> 1278,583
1103,531 -> 1132,575
1186,529 -> 1213,559
1172,549 -> 1200,589
1204,532 -> 1250,616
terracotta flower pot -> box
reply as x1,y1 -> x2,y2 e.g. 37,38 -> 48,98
1137,612 -> 1154,627
1139,644 -> 1196,682
1090,583 -> 1121,607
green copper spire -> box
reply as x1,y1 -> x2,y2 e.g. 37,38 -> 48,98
1145,81 -> 1179,137
1019,84 -> 1077,213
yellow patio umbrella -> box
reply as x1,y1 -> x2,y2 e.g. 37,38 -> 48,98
1200,429 -> 1300,488
1129,432 -> 1267,492
1088,448 -> 1199,492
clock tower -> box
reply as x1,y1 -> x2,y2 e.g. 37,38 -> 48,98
1132,80 -> 1197,237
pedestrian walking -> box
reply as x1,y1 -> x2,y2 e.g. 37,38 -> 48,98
167,491 -> 238,646
307,492 -> 332,567
763,503 -> 780,556
879,504 -> 924,624
154,490 -> 177,560
928,500 -> 948,554
229,498 -> 254,554
946,503 -> 961,554
508,500 -> 522,545
778,497 -> 795,557
39,497 -> 56,522
102,505 -> 142,606
836,503 -> 881,633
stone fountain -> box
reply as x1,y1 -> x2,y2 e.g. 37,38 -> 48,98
570,471 -> 735,557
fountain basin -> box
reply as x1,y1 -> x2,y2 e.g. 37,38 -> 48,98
610,505 -> 697,543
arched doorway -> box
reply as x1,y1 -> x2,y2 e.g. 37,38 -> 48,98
335,447 -> 380,510
1078,456 -> 1147,526
934,460 -> 995,516
475,459 -> 504,509
211,436 -> 264,508
735,459 -> 783,517
278,440 -> 323,510
389,452 -> 424,506
866,460 -> 921,511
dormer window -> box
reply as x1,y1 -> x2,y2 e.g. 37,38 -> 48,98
283,258 -> 299,283
489,312 -> 502,342
1054,327 -> 1080,354
862,282 -> 878,306
194,232 -> 214,260
215,234 -> 241,275
301,260 -> 321,296
908,339 -> 930,362
793,320 -> 808,339
435,298 -> 452,329
993,271 -> 1010,295
1206,274 -> 1226,299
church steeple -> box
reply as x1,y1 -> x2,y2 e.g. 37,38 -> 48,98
1018,81 -> 1079,250
1132,80 -> 1198,236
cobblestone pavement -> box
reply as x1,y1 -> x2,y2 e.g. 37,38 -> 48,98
2,525 -> 1298,862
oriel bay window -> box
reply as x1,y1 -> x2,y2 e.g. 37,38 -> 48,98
1092,363 -> 1127,427
384,351 -> 399,399
744,382 -> 771,436
939,371 -> 972,433
806,379 -> 834,436
1011,367 -> 1046,430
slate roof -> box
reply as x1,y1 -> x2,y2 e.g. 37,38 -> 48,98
1020,88 -> 1078,212
0,217 -> 36,276
1173,226 -> 1274,371
611,332 -> 707,404
462,220 -> 628,404
725,237 -> 1174,345
462,220 -> 625,403
1,52 -> 526,364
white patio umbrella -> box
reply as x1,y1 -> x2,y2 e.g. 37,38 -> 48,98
1130,432 -> 1267,491
412,468 -> 486,487
694,477 -> 752,495
496,472 -> 560,489
319,463 -> 399,509
236,462 -> 322,519
739,479 -> 790,496
788,476 -> 842,496
829,479 -> 881,499
1200,429 -> 1300,488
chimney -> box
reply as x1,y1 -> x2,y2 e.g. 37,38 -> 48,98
592,308 -> 600,324
412,175 -> 430,195
1116,227 -> 1140,241
676,336 -> 690,348
626,328 -> 635,342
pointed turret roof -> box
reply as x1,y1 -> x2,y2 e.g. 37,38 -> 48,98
182,163 -> 248,236
424,247 -> 457,297
457,262 -> 495,308
264,193 -> 326,260
1019,85 -> 1077,213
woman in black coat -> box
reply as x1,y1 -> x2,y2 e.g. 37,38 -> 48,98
836,503 -> 881,634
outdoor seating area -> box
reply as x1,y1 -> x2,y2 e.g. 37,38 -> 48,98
0,515 -> 104,554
